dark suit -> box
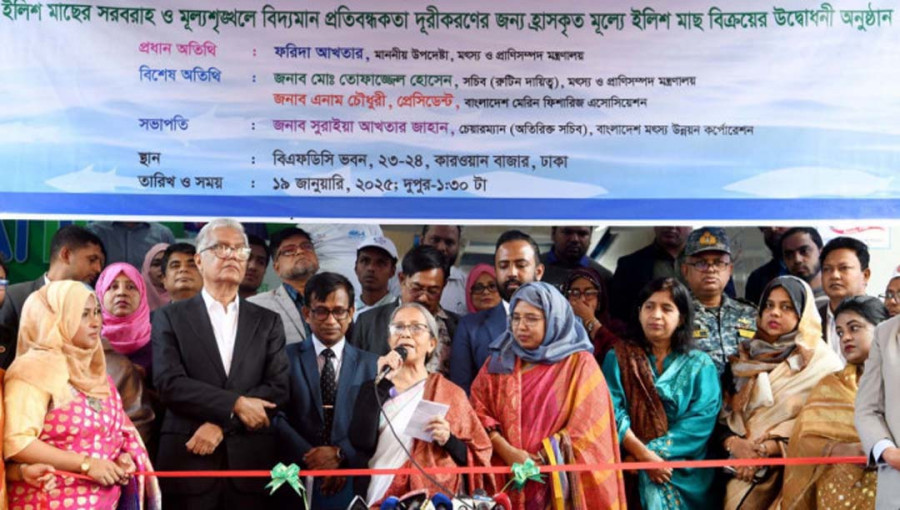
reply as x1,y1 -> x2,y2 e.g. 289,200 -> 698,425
350,300 -> 460,357
449,303 -> 506,394
273,339 -> 378,509
152,293 -> 289,509
0,277 -> 44,368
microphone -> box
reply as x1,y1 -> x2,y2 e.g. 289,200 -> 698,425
491,493 -> 512,510
431,493 -> 453,509
375,346 -> 408,384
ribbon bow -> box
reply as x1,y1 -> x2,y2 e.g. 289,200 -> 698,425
266,463 -> 302,496
510,459 -> 544,489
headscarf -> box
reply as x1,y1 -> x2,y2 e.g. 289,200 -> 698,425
141,243 -> 169,311
487,281 -> 593,374
562,266 -> 612,326
465,263 -> 497,314
5,280 -> 109,408
731,276 -> 822,406
95,262 -> 152,356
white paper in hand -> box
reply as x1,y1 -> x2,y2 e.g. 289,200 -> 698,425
402,399 -> 450,443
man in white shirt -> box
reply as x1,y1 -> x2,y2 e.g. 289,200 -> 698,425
353,235 -> 399,319
421,224 -> 469,316
153,218 -> 289,510
818,236 -> 871,365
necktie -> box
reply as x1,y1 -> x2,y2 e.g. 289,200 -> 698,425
320,348 -> 336,444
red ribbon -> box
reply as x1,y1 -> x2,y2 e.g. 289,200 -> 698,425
55,455 -> 867,480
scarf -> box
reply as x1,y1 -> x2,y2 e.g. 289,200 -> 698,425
562,266 -> 613,327
5,281 -> 109,408
465,263 -> 497,314
95,262 -> 152,356
613,340 -> 668,443
141,243 -> 169,311
487,281 -> 593,374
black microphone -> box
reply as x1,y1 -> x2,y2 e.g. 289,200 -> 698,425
375,345 -> 408,384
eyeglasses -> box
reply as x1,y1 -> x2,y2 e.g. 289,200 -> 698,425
201,243 -> 252,261
684,260 -> 731,272
278,243 -> 315,258
566,289 -> 599,299
880,292 -> 900,303
308,307 -> 350,321
406,282 -> 442,298
389,323 -> 430,336
471,283 -> 498,295
510,314 -> 543,328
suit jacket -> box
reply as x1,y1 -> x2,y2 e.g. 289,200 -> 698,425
0,277 -> 44,368
152,293 -> 289,494
350,300 -> 461,358
856,315 -> 900,508
449,303 -> 506,394
247,284 -> 308,345
273,339 -> 378,509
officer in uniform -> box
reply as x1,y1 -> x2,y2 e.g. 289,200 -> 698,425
680,227 -> 757,389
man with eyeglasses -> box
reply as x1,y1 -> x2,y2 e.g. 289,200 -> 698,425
882,269 -> 900,318
152,218 -> 289,510
680,227 -> 757,380
351,245 -> 459,377
249,227 -> 320,345
273,272 -> 378,509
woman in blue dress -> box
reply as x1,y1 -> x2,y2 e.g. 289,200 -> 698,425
602,277 -> 721,509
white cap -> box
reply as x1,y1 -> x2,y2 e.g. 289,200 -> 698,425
357,235 -> 399,260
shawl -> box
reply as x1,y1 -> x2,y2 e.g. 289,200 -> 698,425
465,263 -> 497,314
96,263 -> 152,356
379,373 -> 495,501
5,281 -> 109,408
488,282 -> 593,374
140,243 -> 169,311
612,341 -> 668,443
781,364 -> 870,509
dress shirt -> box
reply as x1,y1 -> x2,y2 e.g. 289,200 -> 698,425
312,335 -> 345,386
201,288 -> 239,375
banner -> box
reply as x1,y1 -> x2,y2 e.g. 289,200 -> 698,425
1,0 -> 898,219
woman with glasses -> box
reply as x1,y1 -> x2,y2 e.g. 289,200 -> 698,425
601,277 -> 721,509
349,302 -> 494,506
720,276 -> 841,510
470,281 -> 626,509
781,295 -> 887,509
562,267 -> 626,361
465,264 -> 501,314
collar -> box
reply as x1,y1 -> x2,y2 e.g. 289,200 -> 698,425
201,288 -> 239,314
283,283 -> 304,304
449,265 -> 465,282
502,299 -> 510,314
312,335 -> 345,359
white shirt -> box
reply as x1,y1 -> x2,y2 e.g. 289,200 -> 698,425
439,265 -> 469,316
201,288 -> 240,376
825,306 -> 847,366
312,335 -> 345,385
354,293 -> 396,320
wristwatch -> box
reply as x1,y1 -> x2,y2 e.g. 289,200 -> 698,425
335,447 -> 345,464
80,455 -> 92,474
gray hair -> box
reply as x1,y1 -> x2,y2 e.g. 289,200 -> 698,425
196,218 -> 248,253
390,302 -> 440,364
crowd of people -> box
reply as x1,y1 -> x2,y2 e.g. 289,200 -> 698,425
0,221 -> 898,509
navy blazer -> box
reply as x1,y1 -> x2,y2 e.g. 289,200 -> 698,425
274,338 -> 378,465
449,303 -> 507,394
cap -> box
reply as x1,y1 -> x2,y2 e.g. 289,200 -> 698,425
357,235 -> 399,260
684,227 -> 732,257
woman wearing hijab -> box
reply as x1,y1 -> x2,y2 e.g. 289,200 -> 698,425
96,263 -> 153,373
720,276 -> 842,510
470,281 -> 626,509
3,280 -> 160,510
350,302 -> 494,506
466,263 -> 502,314
602,277 -> 721,509
563,266 -> 626,361
140,243 -> 169,311
781,295 -> 888,509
